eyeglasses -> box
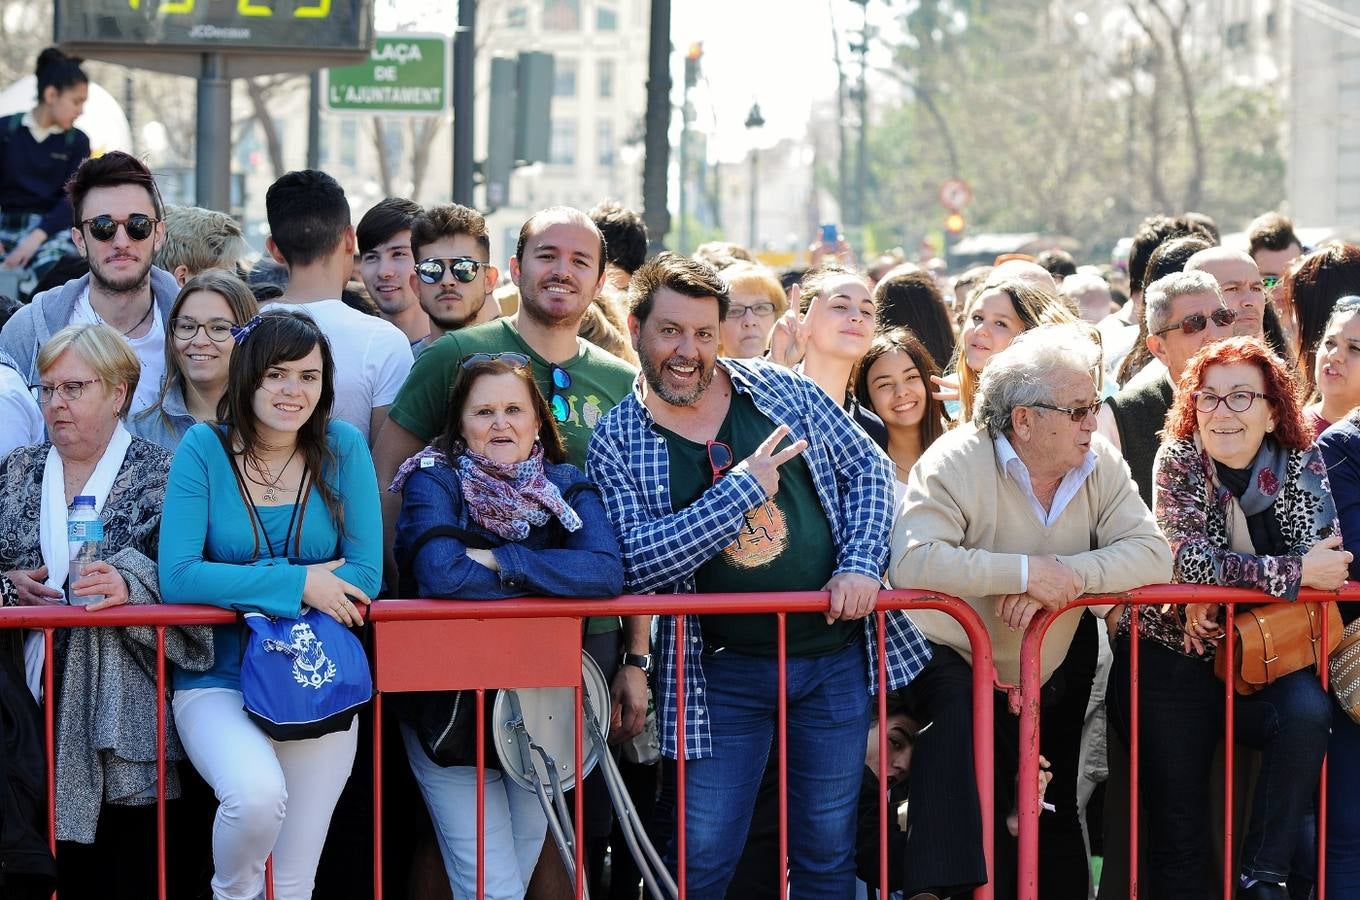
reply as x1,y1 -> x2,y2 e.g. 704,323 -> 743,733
416,257 -> 487,285
461,351 -> 530,370
1031,399 -> 1103,422
1262,275 -> 1281,290
29,378 -> 101,404
725,302 -> 777,320
459,353 -> 572,422
80,214 -> 159,243
1153,307 -> 1237,336
1192,390 -> 1269,414
171,317 -> 237,343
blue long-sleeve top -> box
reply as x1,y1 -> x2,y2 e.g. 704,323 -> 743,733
394,456 -> 624,600
0,114 -> 90,236
158,420 -> 383,690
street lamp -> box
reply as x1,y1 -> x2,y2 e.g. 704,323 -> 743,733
744,101 -> 765,251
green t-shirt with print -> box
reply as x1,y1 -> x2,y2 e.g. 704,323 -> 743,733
387,317 -> 636,632
656,392 -> 853,656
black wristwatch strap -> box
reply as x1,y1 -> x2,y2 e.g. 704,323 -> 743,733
621,651 -> 652,674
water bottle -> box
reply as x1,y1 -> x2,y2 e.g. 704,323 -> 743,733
67,496 -> 104,606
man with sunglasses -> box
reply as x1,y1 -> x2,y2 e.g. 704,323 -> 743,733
1,151 -> 178,417
588,252 -> 930,898
405,202 -> 501,356
1097,270 -> 1235,507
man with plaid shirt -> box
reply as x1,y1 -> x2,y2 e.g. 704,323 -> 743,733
588,252 -> 931,898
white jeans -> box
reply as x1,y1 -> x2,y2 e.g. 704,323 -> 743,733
173,687 -> 358,900
401,722 -> 547,900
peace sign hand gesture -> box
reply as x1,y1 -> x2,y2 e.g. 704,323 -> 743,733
768,285 -> 811,368
732,425 -> 809,498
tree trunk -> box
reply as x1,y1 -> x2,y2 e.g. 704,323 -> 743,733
244,78 -> 288,181
372,118 -> 394,198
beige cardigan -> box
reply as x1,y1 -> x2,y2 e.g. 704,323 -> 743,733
889,424 -> 1172,685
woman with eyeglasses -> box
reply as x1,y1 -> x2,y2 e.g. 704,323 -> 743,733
717,262 -> 786,358
158,310 -> 381,900
391,353 -> 622,900
0,48 -> 91,280
0,323 -> 213,899
1305,296 -> 1360,438
130,269 -> 258,451
1109,336 -> 1346,900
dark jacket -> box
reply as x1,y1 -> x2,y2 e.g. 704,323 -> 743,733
0,626 -> 55,896
1317,415 -> 1360,623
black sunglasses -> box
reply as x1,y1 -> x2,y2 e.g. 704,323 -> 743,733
416,257 -> 487,285
1153,306 -> 1236,336
81,214 -> 159,243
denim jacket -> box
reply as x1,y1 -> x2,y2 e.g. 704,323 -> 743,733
394,457 -> 624,600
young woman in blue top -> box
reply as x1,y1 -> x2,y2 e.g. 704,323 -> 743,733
0,48 -> 91,280
392,354 -> 623,900
159,310 -> 381,900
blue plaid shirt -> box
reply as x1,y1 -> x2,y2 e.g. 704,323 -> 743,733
587,358 -> 933,759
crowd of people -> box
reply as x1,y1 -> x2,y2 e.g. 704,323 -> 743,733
4,45 -> 1360,900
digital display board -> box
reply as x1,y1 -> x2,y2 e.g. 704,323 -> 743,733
55,0 -> 374,55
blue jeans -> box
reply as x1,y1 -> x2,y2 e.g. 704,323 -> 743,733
1109,636 -> 1331,895
1327,698 -> 1360,898
664,638 -> 871,900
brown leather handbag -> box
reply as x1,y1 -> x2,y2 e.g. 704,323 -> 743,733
1213,601 -> 1343,695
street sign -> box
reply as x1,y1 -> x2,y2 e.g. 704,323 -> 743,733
327,34 -> 448,115
938,177 -> 973,212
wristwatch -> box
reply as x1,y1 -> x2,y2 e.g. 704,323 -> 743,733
621,651 -> 652,675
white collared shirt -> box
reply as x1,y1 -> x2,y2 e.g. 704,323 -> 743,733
994,432 -> 1098,590
21,110 -> 65,144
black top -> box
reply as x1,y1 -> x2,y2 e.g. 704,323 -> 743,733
0,113 -> 90,236
1109,374 -> 1175,509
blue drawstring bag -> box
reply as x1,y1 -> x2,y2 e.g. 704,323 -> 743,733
240,608 -> 372,741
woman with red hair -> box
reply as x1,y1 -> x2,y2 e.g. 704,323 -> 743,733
1108,336 -> 1349,899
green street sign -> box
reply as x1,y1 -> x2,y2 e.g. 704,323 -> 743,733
326,34 -> 447,115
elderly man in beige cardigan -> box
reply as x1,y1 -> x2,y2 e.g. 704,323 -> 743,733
888,323 -> 1171,900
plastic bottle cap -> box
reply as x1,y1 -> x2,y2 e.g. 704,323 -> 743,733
73,496 -> 96,508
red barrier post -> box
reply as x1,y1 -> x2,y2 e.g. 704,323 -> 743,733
1129,606 -> 1140,900
372,689 -> 384,900
674,614 -> 687,899
1223,601 -> 1236,900
776,612 -> 789,898
155,626 -> 167,900
876,612 -> 890,900
574,682 -> 585,900
476,687 -> 485,900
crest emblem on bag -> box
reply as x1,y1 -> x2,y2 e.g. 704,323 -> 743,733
262,621 -> 338,689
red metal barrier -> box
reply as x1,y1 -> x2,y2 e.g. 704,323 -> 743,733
1015,585 -> 1360,900
0,589 -> 993,900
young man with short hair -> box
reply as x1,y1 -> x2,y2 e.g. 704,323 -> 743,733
263,169 -> 413,444
1,150 -> 176,416
357,197 -> 427,348
406,202 -> 499,356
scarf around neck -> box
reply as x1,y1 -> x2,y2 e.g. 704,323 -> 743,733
391,442 -> 582,542
1195,432 -> 1289,555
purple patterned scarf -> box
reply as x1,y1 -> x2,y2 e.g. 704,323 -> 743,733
390,442 -> 582,541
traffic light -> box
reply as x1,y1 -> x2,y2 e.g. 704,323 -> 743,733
515,51 -> 554,164
945,212 -> 966,235
684,42 -> 703,89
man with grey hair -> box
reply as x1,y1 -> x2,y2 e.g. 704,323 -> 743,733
152,204 -> 250,286
1096,269 -> 1234,505
889,323 -> 1171,899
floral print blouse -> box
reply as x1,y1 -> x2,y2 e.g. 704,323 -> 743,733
1118,437 -> 1340,658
